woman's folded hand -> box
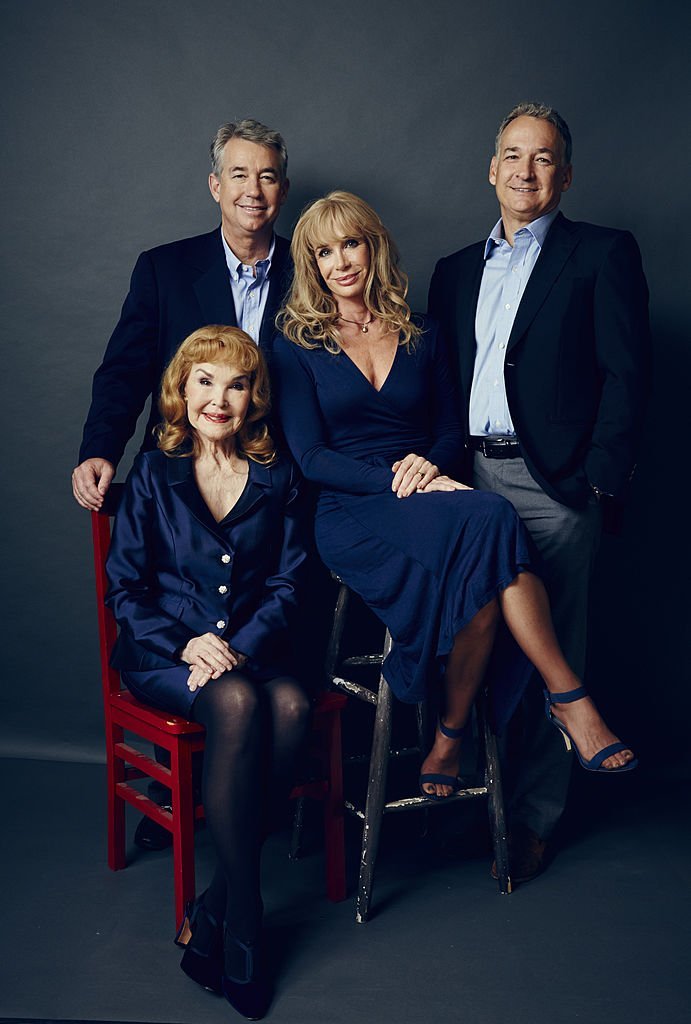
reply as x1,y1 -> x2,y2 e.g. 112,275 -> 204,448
391,454 -> 439,498
181,633 -> 237,677
187,664 -> 212,692
418,475 -> 473,493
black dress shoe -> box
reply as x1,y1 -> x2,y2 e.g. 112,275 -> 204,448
222,927 -> 273,1020
179,895 -> 223,995
134,809 -> 173,851
491,824 -> 549,885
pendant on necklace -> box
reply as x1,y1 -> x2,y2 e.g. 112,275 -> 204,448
361,325 -> 368,333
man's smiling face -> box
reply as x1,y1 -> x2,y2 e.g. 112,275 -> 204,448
489,115 -> 572,233
209,138 -> 288,243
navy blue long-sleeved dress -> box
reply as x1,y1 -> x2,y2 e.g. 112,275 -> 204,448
273,318 -> 535,728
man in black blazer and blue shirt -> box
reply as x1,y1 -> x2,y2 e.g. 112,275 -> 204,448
72,118 -> 292,849
428,102 -> 651,882
72,118 -> 291,510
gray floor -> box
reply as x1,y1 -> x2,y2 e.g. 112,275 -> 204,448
1,757 -> 689,1024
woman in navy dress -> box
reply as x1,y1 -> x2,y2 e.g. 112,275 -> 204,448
106,325 -> 307,1019
274,191 -> 635,801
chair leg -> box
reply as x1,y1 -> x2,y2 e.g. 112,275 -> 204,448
415,699 -> 431,838
106,720 -> 126,871
325,582 -> 351,678
322,709 -> 346,902
289,581 -> 350,868
481,696 -> 512,895
170,740 -> 197,928
356,638 -> 393,924
289,797 -> 306,860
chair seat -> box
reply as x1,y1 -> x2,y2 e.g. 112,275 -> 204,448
109,690 -> 206,735
110,688 -> 344,734
312,692 -> 347,715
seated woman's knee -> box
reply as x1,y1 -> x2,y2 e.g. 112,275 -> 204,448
271,678 -> 311,726
200,671 -> 261,723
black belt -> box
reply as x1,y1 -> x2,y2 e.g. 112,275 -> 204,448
470,436 -> 522,459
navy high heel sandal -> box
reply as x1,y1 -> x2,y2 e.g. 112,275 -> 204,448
544,686 -> 638,773
419,718 -> 465,800
177,893 -> 223,995
222,926 -> 273,1020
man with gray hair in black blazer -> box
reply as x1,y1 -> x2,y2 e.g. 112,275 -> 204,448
73,117 -> 291,511
429,102 -> 651,882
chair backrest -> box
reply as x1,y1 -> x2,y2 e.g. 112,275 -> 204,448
91,483 -> 125,704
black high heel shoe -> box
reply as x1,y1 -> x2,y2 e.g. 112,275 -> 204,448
176,893 -> 224,995
222,926 -> 273,1020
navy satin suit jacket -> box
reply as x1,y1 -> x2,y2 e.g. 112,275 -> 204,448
79,229 -> 293,468
106,449 -> 308,678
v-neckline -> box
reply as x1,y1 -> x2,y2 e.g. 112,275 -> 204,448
339,339 -> 400,394
190,461 -> 251,525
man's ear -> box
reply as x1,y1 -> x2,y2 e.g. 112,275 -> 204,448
489,156 -> 498,186
209,174 -> 221,204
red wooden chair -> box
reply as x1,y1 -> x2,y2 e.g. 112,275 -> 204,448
91,483 -> 347,927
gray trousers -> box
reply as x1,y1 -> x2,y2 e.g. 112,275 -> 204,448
472,453 -> 602,839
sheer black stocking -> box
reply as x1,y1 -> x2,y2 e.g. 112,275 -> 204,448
191,672 -> 310,965
264,675 -> 313,815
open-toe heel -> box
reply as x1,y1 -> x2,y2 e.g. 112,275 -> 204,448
178,893 -> 223,995
544,686 -> 638,774
419,717 -> 465,800
222,926 -> 273,1020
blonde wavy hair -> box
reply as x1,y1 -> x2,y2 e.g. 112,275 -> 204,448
157,325 -> 276,463
277,191 -> 421,353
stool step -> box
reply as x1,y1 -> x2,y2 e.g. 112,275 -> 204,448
342,654 -> 384,667
345,745 -> 420,765
331,676 -> 378,704
345,786 -> 488,818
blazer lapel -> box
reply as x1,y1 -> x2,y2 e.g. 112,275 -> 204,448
167,454 -> 272,535
224,461 -> 273,522
167,455 -> 227,540
259,235 -> 293,352
456,251 -> 484,400
507,213 -> 579,353
192,230 -> 238,328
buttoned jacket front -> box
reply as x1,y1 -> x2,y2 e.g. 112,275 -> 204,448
106,449 -> 307,675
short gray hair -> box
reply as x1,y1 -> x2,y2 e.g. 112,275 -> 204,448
209,119 -> 288,180
495,102 -> 572,165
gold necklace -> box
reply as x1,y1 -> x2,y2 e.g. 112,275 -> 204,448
338,312 -> 374,334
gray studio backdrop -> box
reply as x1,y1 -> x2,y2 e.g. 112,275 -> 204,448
1,0 -> 689,770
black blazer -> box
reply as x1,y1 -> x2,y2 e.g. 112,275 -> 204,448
428,213 -> 652,507
79,229 -> 293,468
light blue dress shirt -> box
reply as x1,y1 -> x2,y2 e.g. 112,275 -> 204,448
221,231 -> 276,344
469,211 -> 558,436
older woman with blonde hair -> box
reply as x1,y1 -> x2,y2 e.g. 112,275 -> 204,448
107,325 -> 309,1019
274,191 -> 635,809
